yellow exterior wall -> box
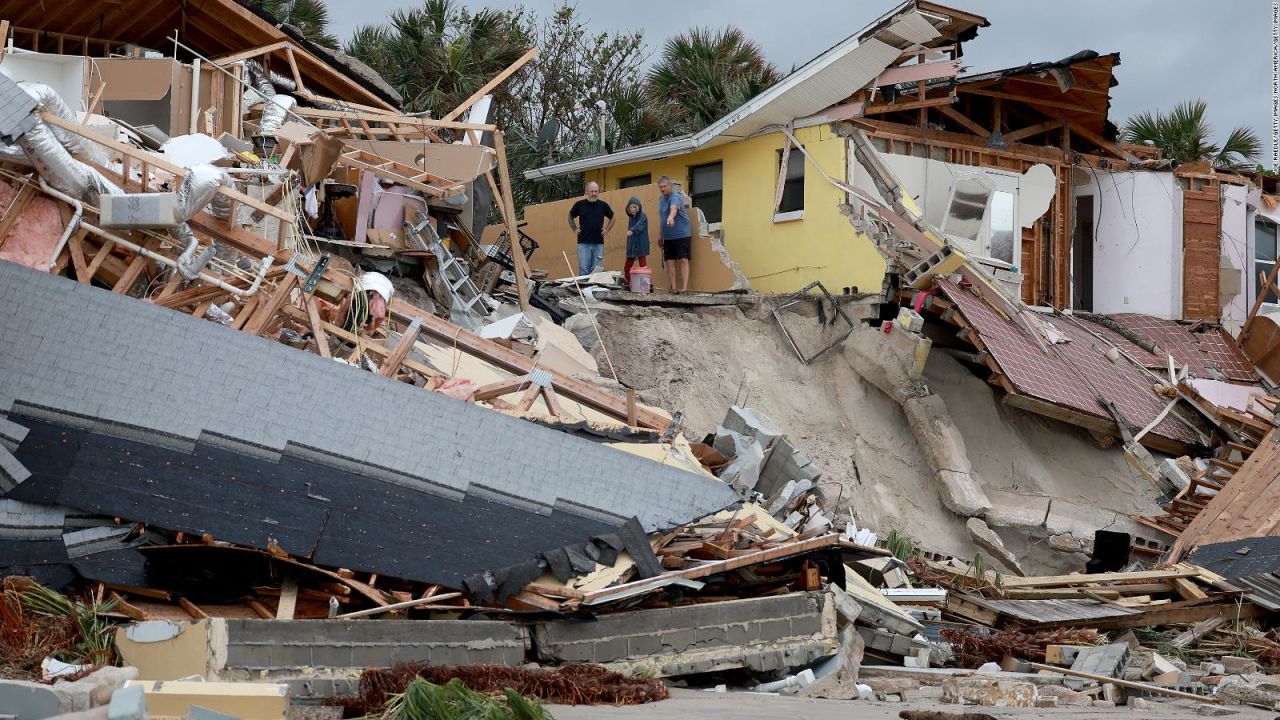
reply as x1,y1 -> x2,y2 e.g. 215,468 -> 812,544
586,124 -> 886,294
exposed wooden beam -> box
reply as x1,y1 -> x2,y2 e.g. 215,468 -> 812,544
863,94 -> 957,115
959,86 -> 1092,113
441,47 -> 538,123
1004,120 -> 1062,143
1064,119 -> 1126,160
935,103 -> 990,138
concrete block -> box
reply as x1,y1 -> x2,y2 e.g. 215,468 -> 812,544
720,406 -> 785,449
129,681 -> 287,720
0,679 -> 62,719
106,686 -> 145,720
941,677 -> 1037,707
965,517 -> 1024,576
1220,656 -> 1258,675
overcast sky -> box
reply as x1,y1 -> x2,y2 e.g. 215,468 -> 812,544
329,1 -> 1274,164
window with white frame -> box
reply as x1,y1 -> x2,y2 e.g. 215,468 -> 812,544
939,172 -> 1018,266
1257,216 -> 1278,305
776,149 -> 804,216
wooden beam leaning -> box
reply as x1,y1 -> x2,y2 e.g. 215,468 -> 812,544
441,47 -> 538,123
934,103 -> 990,138
380,317 -> 422,377
1004,120 -> 1062,143
493,130 -> 530,311
40,112 -> 295,225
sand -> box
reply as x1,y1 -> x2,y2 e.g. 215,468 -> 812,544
590,301 -> 1166,572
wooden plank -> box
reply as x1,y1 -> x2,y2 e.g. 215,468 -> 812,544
275,575 -> 298,620
999,568 -> 1201,589
1170,616 -> 1227,649
1004,120 -> 1061,143
242,274 -> 299,337
68,231 -> 91,284
863,95 -> 958,115
305,297 -> 332,359
935,103 -> 990,138
493,130 -> 530,311
177,596 -> 208,619
245,597 -> 274,619
108,591 -> 148,621
292,106 -> 495,133
1170,576 -> 1210,601
380,316 -> 422,377
442,47 -> 538,122
1026,662 -> 1221,703
474,376 -> 528,402
581,534 -> 841,603
335,592 -> 462,619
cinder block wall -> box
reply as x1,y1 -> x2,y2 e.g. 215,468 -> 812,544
221,619 -> 529,679
532,592 -> 833,676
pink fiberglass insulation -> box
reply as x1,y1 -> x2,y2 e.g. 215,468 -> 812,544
0,180 -> 66,271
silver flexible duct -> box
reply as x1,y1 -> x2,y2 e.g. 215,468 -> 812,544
244,59 -> 277,99
15,120 -> 122,201
259,94 -> 295,136
18,82 -> 108,166
171,164 -> 228,279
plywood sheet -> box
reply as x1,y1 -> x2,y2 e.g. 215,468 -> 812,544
1181,181 -> 1221,321
488,184 -> 744,292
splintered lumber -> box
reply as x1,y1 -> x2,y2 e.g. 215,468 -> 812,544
441,47 -> 538,123
998,568 -> 1201,589
275,575 -> 298,620
335,592 -> 462,619
1027,662 -> 1220,703
582,533 -> 843,605
1169,616 -> 1227,649
338,149 -> 464,197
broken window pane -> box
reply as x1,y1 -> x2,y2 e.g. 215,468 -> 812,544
778,149 -> 804,213
988,190 -> 1015,264
944,176 -> 991,243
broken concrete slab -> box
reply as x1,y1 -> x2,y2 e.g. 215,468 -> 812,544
533,592 -> 835,678
965,517 -> 1025,576
940,676 -> 1037,707
984,491 -> 1051,530
0,679 -> 63,719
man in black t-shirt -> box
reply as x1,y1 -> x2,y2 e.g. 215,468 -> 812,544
568,181 -> 614,275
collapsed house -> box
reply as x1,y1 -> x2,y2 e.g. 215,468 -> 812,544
3,1 -> 1280,718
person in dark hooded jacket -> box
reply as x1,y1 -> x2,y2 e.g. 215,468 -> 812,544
623,195 -> 649,288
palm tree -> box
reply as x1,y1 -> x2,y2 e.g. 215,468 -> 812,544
345,0 -> 530,116
253,0 -> 339,49
1121,99 -> 1262,171
646,27 -> 782,133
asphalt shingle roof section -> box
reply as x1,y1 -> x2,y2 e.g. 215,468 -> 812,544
934,279 -> 1199,446
0,260 -> 736,530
